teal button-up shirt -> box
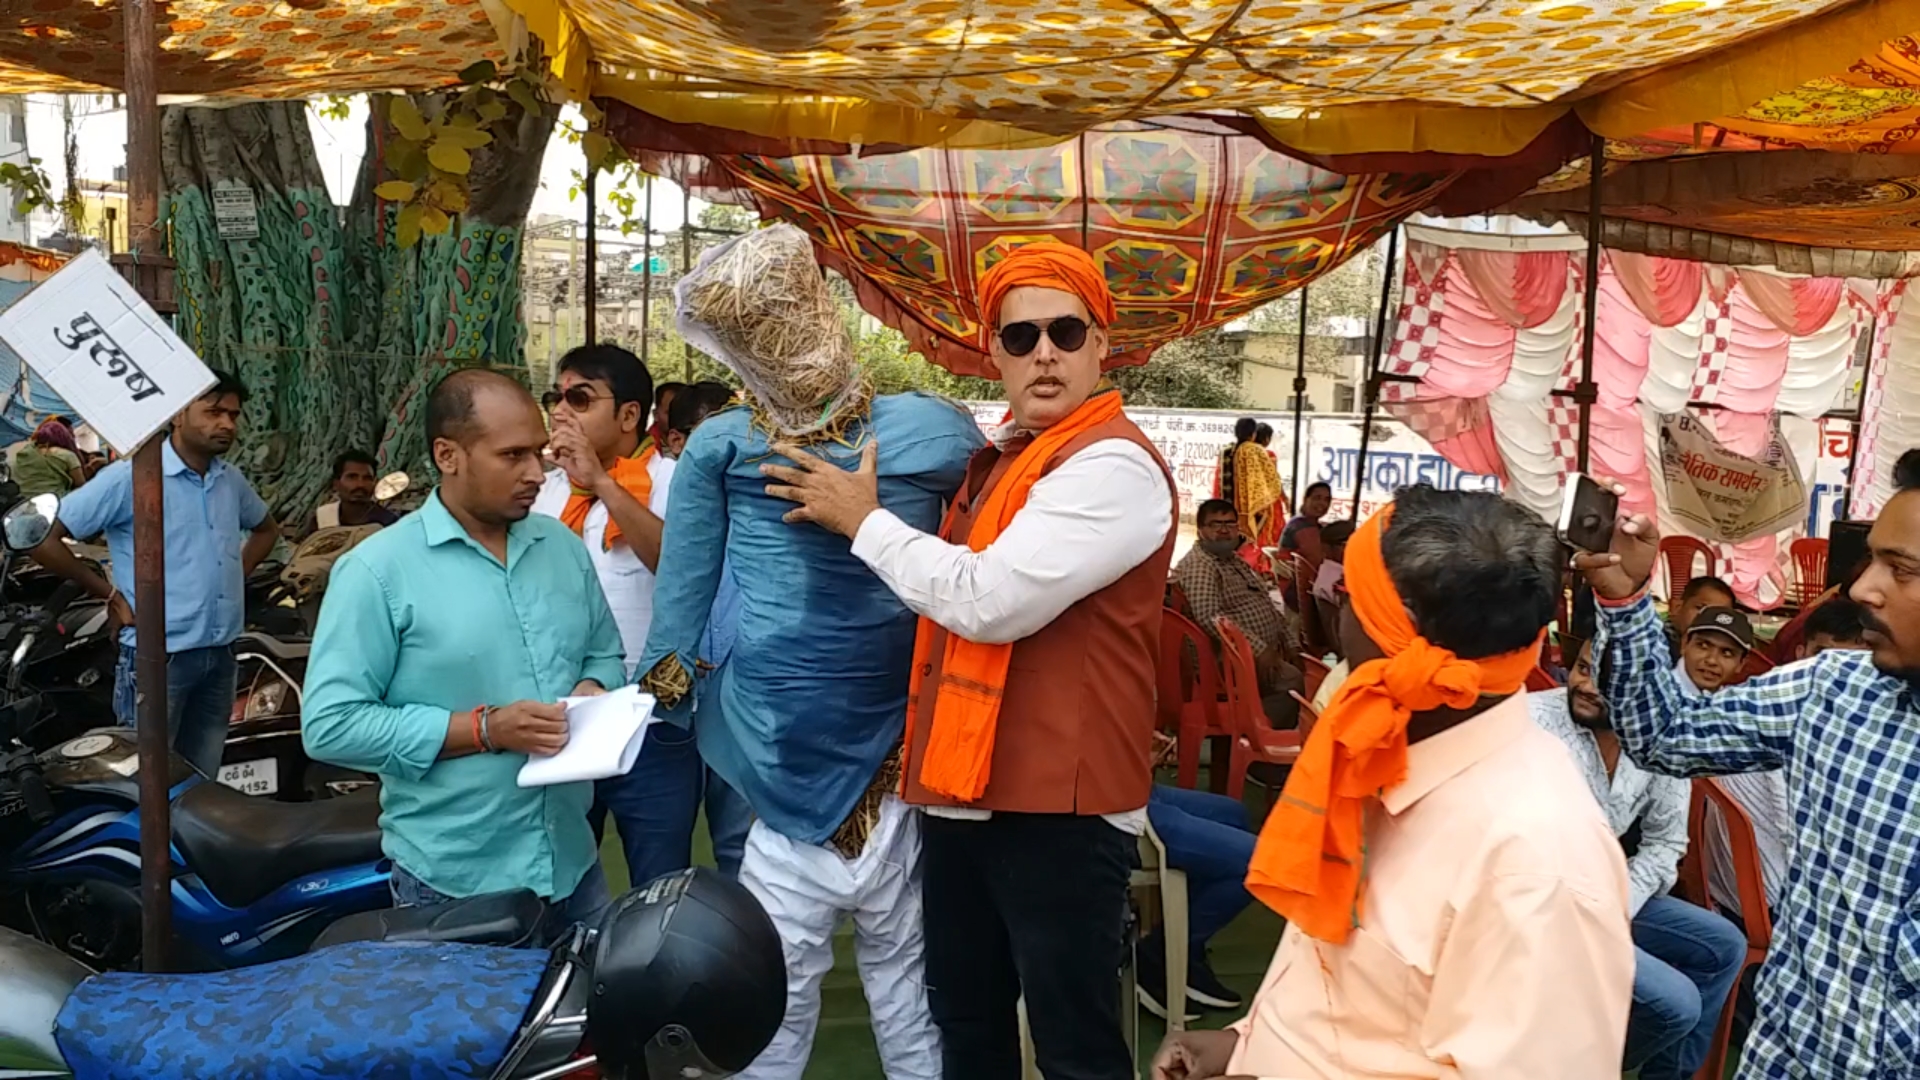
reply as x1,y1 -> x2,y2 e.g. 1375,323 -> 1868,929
303,490 -> 626,901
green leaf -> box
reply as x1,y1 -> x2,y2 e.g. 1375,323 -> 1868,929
506,79 -> 541,117
435,126 -> 493,151
428,178 -> 469,213
373,180 -> 416,202
396,203 -> 423,248
389,140 -> 429,183
427,142 -> 472,176
477,99 -> 508,123
388,96 -> 429,141
458,59 -> 498,85
583,132 -> 613,172
421,205 -> 451,235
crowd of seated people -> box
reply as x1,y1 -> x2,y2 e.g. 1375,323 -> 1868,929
1150,458 -> 1912,1080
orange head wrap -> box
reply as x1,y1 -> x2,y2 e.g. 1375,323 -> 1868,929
1244,501 -> 1544,944
978,240 -> 1118,333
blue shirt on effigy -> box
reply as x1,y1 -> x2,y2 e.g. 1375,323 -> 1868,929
642,392 -> 983,845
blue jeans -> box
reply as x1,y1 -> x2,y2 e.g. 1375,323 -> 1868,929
1626,895 -> 1748,1079
1147,785 -> 1256,951
703,767 -> 753,881
590,721 -> 704,889
390,861 -> 613,941
113,642 -> 236,779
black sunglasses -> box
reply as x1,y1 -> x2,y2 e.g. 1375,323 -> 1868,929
541,385 -> 607,412
998,316 -> 1089,358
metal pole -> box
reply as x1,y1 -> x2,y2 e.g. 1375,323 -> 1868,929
681,184 -> 693,381
1839,314 -> 1879,524
124,0 -> 172,973
640,177 -> 653,366
1289,284 -> 1309,511
584,157 -> 597,346
1349,228 -> 1399,523
1574,132 -> 1604,474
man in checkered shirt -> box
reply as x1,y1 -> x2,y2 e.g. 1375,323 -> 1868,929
1580,454 -> 1920,1078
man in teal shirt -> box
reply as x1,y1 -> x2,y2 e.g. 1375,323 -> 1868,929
304,370 -> 626,922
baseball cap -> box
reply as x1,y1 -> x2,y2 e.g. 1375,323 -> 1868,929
1685,606 -> 1754,653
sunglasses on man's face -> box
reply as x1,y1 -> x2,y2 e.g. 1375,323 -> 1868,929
998,316 -> 1089,358
541,385 -> 606,413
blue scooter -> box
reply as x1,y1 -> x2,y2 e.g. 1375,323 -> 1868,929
0,494 -> 392,969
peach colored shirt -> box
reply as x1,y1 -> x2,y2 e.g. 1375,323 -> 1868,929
1226,692 -> 1634,1080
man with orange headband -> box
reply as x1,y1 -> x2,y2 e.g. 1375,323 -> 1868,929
1152,485 -> 1634,1080
765,239 -> 1177,1080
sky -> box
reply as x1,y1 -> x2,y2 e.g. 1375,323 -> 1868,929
20,92 -> 708,236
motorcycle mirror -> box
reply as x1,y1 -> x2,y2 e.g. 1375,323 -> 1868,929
1,493 -> 58,552
374,471 -> 411,502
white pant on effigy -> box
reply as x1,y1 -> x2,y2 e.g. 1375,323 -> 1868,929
736,795 -> 941,1080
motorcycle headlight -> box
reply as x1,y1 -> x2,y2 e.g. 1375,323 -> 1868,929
244,679 -> 289,720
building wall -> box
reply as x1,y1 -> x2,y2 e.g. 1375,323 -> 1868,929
1236,330 -> 1366,412
0,97 -> 29,245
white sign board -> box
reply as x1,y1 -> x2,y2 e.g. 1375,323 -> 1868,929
1808,417 -> 1855,537
963,402 -> 1498,521
213,184 -> 259,240
0,249 -> 215,454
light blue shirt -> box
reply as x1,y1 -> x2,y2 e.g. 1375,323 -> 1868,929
302,490 -> 627,901
56,438 -> 268,652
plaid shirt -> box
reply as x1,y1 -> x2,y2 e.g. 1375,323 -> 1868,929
1173,546 -> 1288,657
1597,594 -> 1920,1078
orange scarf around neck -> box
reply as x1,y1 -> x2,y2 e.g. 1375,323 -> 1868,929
906,390 -> 1126,802
1244,502 -> 1541,943
560,440 -> 655,551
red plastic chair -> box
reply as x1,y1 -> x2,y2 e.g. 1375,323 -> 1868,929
1680,780 -> 1773,1080
1215,617 -> 1303,805
1660,536 -> 1718,602
1729,648 -> 1776,687
1789,538 -> 1829,610
1157,608 -> 1227,791
1301,653 -> 1330,701
1524,666 -> 1561,692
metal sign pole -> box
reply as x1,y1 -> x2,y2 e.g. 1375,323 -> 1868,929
1350,228 -> 1400,523
1289,284 -> 1309,510
584,152 -> 597,346
639,177 -> 653,365
124,0 -> 173,972
1574,133 -> 1605,474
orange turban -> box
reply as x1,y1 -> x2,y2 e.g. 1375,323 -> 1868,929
1244,501 -> 1543,944
978,240 -> 1117,331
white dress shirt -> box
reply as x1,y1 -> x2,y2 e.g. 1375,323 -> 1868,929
850,426 -> 1174,832
533,453 -> 675,679
1529,687 -> 1690,916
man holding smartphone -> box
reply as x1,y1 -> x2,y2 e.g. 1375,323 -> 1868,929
1577,455 -> 1920,1079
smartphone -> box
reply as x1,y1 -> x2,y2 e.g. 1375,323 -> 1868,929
1558,473 -> 1619,554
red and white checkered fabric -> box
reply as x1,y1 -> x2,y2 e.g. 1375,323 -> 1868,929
1688,294 -> 1736,403
1545,398 -> 1582,474
1387,252 -> 1443,379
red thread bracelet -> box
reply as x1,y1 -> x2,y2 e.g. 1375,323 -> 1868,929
468,707 -> 484,751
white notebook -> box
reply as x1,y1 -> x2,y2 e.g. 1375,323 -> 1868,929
515,685 -> 658,788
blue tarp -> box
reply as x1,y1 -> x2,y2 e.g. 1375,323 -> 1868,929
0,278 -> 77,446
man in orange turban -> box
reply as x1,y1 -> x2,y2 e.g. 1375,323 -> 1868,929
763,238 -> 1177,1079
1152,484 -> 1634,1080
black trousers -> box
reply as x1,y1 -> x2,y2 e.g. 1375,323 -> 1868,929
921,812 -> 1136,1080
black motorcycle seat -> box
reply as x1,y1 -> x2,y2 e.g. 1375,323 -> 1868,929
232,631 -> 310,662
172,783 -> 384,909
312,888 -> 548,951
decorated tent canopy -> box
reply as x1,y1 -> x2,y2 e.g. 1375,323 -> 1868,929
1379,221 -> 1910,605
642,125 -> 1457,377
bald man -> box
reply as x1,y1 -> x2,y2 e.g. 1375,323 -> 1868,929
305,370 -> 626,930
767,241 -> 1179,1079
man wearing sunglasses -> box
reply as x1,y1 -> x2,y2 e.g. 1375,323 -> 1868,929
531,344 -> 696,890
763,239 -> 1178,1080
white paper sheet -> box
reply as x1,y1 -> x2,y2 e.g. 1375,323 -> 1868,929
515,685 -> 658,788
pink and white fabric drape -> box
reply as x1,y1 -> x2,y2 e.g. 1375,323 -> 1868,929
1384,227 -> 1869,607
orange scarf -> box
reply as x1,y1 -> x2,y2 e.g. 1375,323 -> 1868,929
560,440 -> 655,551
1244,502 -> 1541,943
906,390 -> 1126,802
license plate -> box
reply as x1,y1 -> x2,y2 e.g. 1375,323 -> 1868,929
217,758 -> 279,796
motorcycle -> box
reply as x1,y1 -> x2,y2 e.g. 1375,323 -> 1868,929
0,867 -> 788,1080
223,630 -> 375,801
0,494 -> 393,971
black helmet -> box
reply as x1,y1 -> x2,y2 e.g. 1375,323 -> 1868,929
587,867 -> 787,1079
